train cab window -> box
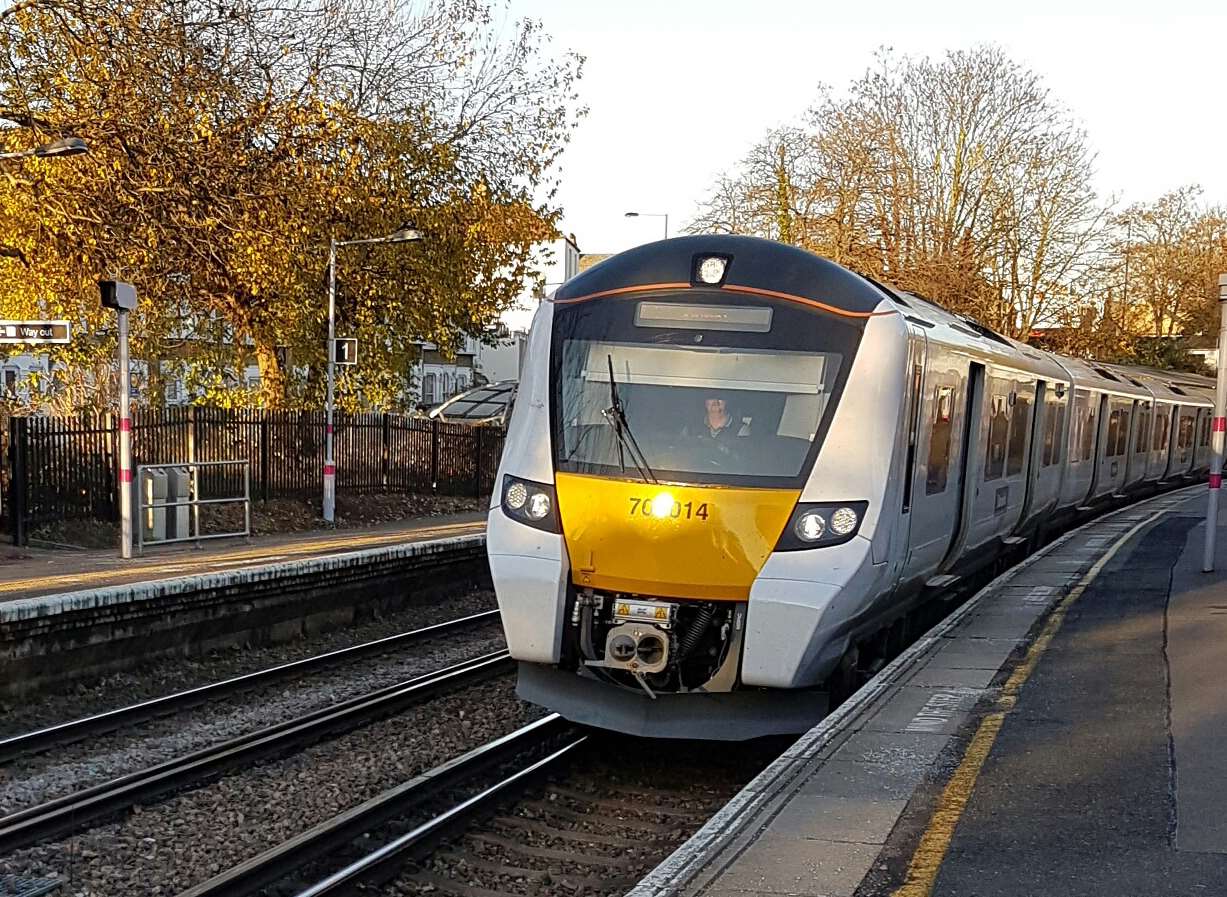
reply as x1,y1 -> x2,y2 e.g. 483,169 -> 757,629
552,294 -> 865,488
1007,392 -> 1030,475
925,386 -> 954,495
984,390 -> 1010,481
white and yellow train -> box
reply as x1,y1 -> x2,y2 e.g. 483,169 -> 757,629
487,235 -> 1213,739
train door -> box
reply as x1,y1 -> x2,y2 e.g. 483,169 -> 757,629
937,362 -> 985,573
892,327 -> 927,582
904,352 -> 965,581
1018,380 -> 1047,524
1087,394 -> 1110,500
1155,403 -> 1175,481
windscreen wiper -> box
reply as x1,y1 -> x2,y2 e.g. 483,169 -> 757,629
603,354 -> 657,484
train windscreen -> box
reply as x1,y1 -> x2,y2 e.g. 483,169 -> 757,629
551,291 -> 863,488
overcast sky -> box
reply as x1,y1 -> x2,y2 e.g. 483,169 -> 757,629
508,0 -> 1225,260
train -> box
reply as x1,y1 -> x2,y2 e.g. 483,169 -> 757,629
486,235 -> 1214,740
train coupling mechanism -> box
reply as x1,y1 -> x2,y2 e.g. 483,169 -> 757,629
573,592 -> 744,700
584,599 -> 677,698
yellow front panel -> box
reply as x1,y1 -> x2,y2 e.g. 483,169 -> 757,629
555,472 -> 800,600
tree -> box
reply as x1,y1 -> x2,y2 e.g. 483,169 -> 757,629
687,46 -> 1106,338
0,0 -> 583,411
1114,187 -> 1227,341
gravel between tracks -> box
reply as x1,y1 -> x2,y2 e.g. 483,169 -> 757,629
0,620 -> 507,815
1,677 -> 538,896
0,589 -> 498,740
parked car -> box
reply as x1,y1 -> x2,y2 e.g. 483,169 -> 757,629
427,380 -> 517,427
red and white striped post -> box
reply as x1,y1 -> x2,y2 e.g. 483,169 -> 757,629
101,280 -> 138,559
118,307 -> 133,559
1203,272 -> 1227,572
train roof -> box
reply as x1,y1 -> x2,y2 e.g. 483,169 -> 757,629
552,235 -> 890,316
554,237 -> 1216,403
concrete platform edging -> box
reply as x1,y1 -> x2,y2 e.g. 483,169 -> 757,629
627,485 -> 1202,897
0,533 -> 489,697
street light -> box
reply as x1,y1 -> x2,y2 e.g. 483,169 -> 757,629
0,136 -> 89,162
323,225 -> 424,524
625,211 -> 669,240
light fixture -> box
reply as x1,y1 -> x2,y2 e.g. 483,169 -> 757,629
696,256 -> 728,285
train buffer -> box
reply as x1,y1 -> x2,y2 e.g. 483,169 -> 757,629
632,484 -> 1227,897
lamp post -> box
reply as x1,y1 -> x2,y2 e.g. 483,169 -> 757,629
624,211 -> 668,240
323,226 -> 423,524
1204,272 -> 1227,572
0,136 -> 88,162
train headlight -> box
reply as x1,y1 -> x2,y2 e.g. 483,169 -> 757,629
500,475 -> 559,533
527,492 -> 552,520
505,481 -> 528,511
830,506 -> 859,536
776,501 -> 868,551
696,256 -> 729,285
795,511 -> 827,542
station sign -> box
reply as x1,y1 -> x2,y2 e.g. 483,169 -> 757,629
0,320 -> 71,344
333,338 -> 358,365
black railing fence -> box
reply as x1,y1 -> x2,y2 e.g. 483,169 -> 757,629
3,409 -> 503,544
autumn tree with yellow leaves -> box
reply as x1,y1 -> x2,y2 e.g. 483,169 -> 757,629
0,0 -> 584,411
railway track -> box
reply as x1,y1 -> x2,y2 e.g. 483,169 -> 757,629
0,609 -> 501,763
178,719 -> 778,897
0,650 -> 513,854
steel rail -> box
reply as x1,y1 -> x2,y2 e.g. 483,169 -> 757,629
294,732 -> 588,897
178,715 -> 581,897
0,650 -> 513,854
0,609 -> 500,763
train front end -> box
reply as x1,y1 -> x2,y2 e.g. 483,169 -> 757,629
487,236 -> 904,739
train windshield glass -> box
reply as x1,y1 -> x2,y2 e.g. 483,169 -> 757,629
552,293 -> 863,488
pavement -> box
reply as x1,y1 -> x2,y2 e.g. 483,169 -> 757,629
630,484 -> 1227,897
0,512 -> 486,602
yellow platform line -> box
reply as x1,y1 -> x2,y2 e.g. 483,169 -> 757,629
892,507 -> 1168,897
0,520 -> 485,597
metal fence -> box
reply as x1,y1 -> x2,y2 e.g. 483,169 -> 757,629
3,408 -> 504,544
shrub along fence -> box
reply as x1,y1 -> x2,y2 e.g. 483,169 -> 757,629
3,408 -> 504,544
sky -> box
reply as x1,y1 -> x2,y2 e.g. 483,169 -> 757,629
504,0 -> 1226,262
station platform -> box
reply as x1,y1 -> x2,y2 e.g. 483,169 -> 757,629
0,512 -> 485,603
631,484 -> 1227,897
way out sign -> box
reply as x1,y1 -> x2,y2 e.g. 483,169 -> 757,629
0,320 -> 71,344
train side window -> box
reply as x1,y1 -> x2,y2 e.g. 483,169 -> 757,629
1201,415 -> 1212,447
984,391 -> 1009,481
1007,392 -> 1030,475
925,385 -> 954,495
1155,410 -> 1170,452
1051,401 -> 1066,465
1084,397 -> 1094,463
1041,402 -> 1057,466
1135,408 -> 1151,454
1106,409 -> 1121,458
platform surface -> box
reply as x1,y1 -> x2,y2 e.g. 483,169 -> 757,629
0,512 -> 485,603
630,485 -> 1227,897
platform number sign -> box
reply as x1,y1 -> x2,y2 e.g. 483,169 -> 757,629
333,338 -> 358,366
